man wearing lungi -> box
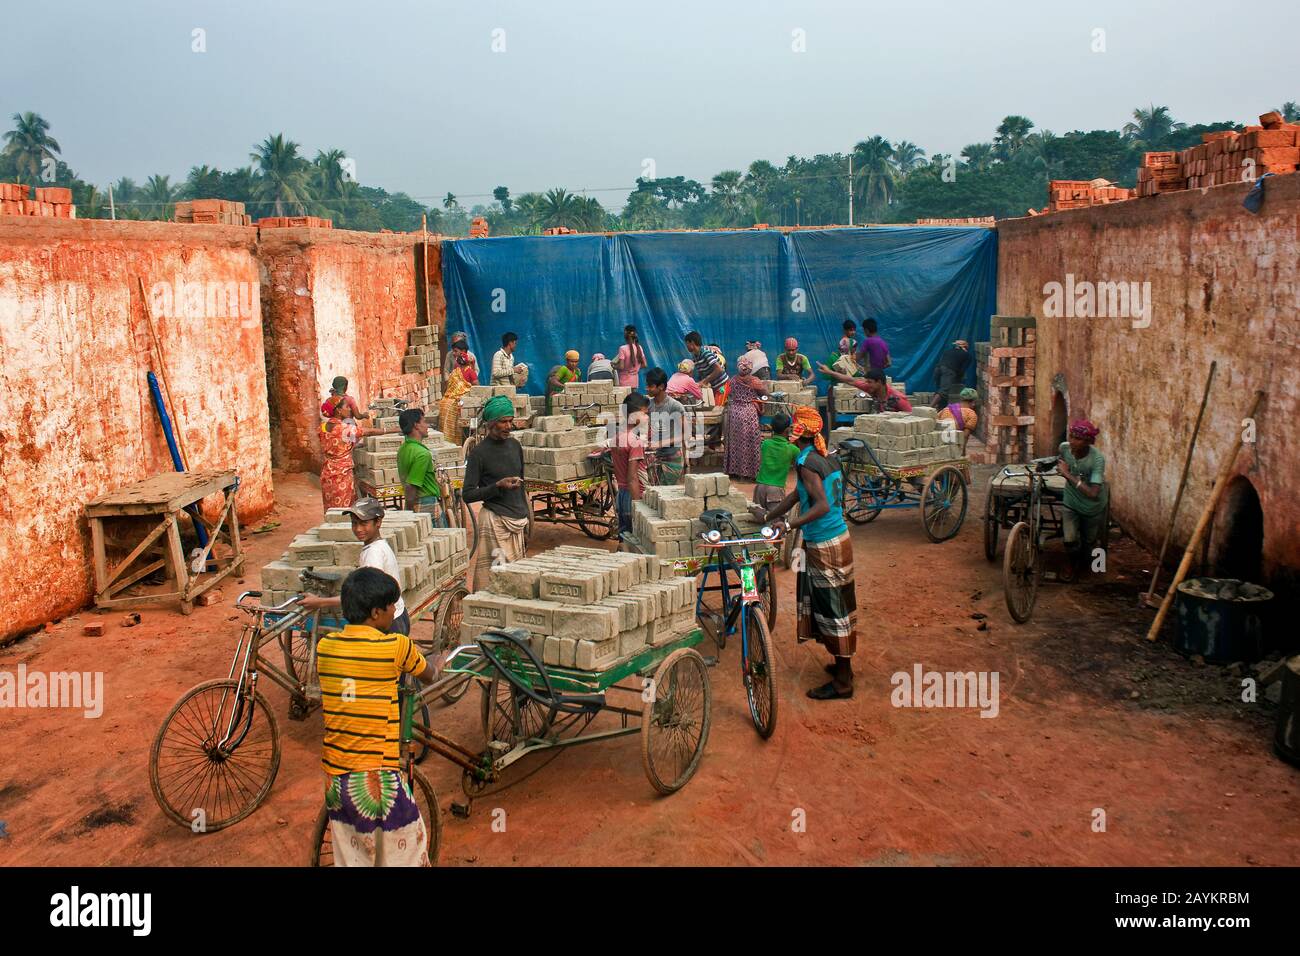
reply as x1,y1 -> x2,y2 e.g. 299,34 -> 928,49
761,406 -> 858,700
463,395 -> 529,590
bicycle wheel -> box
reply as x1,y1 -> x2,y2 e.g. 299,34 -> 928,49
844,473 -> 882,524
433,582 -> 471,703
311,766 -> 441,866
1003,521 -> 1039,623
641,647 -> 712,794
741,605 -> 778,739
757,561 -> 778,630
575,476 -> 616,540
921,466 -> 969,543
149,678 -> 281,832
983,483 -> 1000,562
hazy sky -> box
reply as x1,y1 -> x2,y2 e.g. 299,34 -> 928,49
4,0 -> 1297,208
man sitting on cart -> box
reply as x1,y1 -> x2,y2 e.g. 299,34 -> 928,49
463,395 -> 528,591
1057,419 -> 1108,582
318,567 -> 443,866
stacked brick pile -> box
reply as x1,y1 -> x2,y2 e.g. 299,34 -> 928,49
174,199 -> 250,225
513,414 -> 606,482
260,511 -> 470,611
462,546 -> 698,670
624,473 -> 761,560
258,215 -> 333,228
554,379 -> 634,420
915,216 -> 995,225
1136,153 -> 1186,197
351,399 -> 464,488
541,226 -> 576,236
403,325 -> 440,375
1046,180 -> 1136,212
469,216 -> 489,238
757,378 -> 816,413
1176,117 -> 1300,189
0,184 -> 76,218
459,384 -> 530,427
830,411 -> 965,468
972,316 -> 1035,463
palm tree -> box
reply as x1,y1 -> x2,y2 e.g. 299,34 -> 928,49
892,141 -> 927,173
142,174 -> 177,220
250,134 -> 313,216
312,148 -> 349,198
535,188 -> 584,230
1123,105 -> 1185,148
574,196 -> 607,232
442,192 -> 458,211
960,142 -> 995,172
851,136 -> 896,217
621,190 -> 667,231
183,165 -> 224,199
710,169 -> 744,225
3,111 -> 61,183
1281,102 -> 1300,123
1018,131 -> 1061,176
993,115 -> 1034,160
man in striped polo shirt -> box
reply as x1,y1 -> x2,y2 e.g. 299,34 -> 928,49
317,567 -> 444,866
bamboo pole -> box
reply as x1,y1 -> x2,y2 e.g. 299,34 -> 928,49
1146,389 -> 1265,641
1143,361 -> 1216,607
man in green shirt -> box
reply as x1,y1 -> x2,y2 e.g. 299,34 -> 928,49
397,408 -> 442,514
1057,418 -> 1108,582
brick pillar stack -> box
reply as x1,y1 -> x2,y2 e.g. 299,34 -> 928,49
980,315 -> 1036,464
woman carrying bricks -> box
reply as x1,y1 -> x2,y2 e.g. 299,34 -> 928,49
439,353 -> 477,443
761,406 -> 857,700
463,395 -> 529,591
319,395 -> 390,512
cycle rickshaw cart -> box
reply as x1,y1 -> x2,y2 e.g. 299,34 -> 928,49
306,625 -> 712,864
835,437 -> 970,543
984,457 -> 1111,623
358,461 -> 478,556
147,568 -> 470,834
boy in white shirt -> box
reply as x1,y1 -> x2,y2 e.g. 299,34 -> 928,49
300,497 -> 410,635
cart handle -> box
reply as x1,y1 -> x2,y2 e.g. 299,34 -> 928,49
476,629 -> 606,718
236,591 -> 304,614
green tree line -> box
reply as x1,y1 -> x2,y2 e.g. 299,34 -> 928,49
3,103 -> 1295,235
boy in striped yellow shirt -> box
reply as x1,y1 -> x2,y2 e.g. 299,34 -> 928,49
317,566 -> 444,866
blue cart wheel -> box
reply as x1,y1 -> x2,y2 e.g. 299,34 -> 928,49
844,474 -> 883,525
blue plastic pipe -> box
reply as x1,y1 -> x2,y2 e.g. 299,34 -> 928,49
147,371 -> 209,549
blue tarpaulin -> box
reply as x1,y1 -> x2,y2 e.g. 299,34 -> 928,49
442,227 -> 996,394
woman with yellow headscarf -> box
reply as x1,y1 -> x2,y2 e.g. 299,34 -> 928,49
760,405 -> 858,700
546,350 -> 582,414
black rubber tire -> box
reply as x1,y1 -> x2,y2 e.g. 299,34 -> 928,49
741,605 -> 778,740
1003,521 -> 1038,623
844,474 -> 882,525
149,678 -> 281,832
921,466 -> 969,543
641,648 -> 712,794
984,483 -> 1000,562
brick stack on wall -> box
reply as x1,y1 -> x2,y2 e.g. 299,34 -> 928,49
175,199 -> 250,225
972,316 -> 1036,463
0,184 -> 76,218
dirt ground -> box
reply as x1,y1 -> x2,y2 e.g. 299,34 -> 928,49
2,468 -> 1296,867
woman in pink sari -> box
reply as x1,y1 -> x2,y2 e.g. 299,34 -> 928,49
319,397 -> 388,512
722,357 -> 764,480
614,324 -> 647,388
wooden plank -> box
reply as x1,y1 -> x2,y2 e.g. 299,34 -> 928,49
85,470 -> 237,516
101,517 -> 171,593
102,558 -> 167,601
90,519 -> 108,595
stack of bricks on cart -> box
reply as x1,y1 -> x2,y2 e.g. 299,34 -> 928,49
971,315 -> 1035,464
403,324 -> 440,377
624,473 -> 761,561
757,380 -> 817,414
461,546 -> 698,671
513,414 -> 607,482
469,216 -> 489,238
830,412 -> 964,468
553,379 -> 633,422
174,199 -> 251,225
0,184 -> 77,218
259,511 -> 470,612
352,398 -> 464,487
459,384 -> 530,426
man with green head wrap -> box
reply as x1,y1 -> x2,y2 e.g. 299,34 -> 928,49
463,394 -> 529,590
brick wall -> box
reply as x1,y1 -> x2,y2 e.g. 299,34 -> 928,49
258,229 -> 446,470
996,175 -> 1300,591
0,217 -> 275,639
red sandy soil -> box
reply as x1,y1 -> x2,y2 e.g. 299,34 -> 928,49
1,469 -> 1296,866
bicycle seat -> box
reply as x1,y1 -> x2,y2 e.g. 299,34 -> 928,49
699,508 -> 734,530
838,438 -> 866,453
